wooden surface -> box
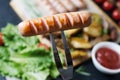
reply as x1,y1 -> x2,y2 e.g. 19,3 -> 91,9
10,0 -> 120,32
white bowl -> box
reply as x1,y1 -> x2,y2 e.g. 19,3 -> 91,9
91,41 -> 120,74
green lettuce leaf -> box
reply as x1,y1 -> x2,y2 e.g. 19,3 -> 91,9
0,23 -> 60,80
0,60 -> 21,77
22,70 -> 49,80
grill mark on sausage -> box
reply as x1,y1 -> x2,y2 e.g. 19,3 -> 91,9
41,18 -> 49,32
70,12 -> 82,27
77,12 -> 83,27
66,13 -> 74,27
36,18 -> 43,34
29,20 -> 38,34
53,15 -> 62,29
64,13 -> 72,28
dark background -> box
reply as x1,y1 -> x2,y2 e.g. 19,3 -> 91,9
0,0 -> 120,80
0,0 -> 21,28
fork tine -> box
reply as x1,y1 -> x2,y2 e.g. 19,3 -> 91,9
50,31 -> 73,80
50,32 -> 63,68
60,31 -> 73,67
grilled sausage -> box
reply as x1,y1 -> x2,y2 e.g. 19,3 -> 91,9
70,0 -> 86,9
48,0 -> 67,13
18,11 -> 91,36
58,0 -> 77,11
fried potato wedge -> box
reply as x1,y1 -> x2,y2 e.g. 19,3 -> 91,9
83,13 -> 102,37
70,37 -> 92,49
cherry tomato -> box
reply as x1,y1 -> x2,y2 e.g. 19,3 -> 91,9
0,33 -> 3,46
37,43 -> 50,50
117,0 -> 120,7
103,1 -> 114,11
94,0 -> 105,4
112,8 -> 120,20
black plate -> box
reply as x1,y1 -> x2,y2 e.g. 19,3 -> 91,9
0,0 -> 120,80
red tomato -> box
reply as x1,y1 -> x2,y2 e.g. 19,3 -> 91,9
103,1 -> 114,11
117,0 -> 120,6
112,8 -> 120,20
94,0 -> 105,4
0,33 -> 3,46
37,43 -> 50,50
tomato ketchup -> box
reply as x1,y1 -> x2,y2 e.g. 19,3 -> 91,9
96,47 -> 120,69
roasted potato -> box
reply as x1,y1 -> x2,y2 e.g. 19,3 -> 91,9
83,13 -> 102,37
70,37 -> 92,49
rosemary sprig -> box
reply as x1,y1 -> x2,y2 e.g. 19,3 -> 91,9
76,66 -> 91,76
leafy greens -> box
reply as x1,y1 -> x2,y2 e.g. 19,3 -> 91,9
0,23 -> 59,80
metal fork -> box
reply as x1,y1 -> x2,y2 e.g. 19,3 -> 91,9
50,31 -> 73,80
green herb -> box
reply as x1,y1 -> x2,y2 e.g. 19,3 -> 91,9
102,28 -> 108,35
76,66 -> 91,76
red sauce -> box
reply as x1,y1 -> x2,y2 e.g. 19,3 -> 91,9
96,47 -> 120,69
